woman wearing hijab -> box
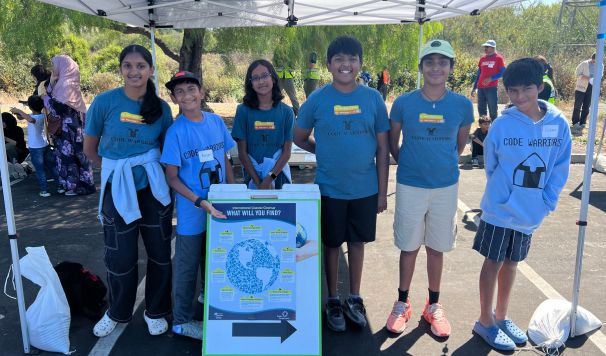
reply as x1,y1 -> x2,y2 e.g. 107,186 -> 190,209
1,112 -> 28,163
46,54 -> 95,196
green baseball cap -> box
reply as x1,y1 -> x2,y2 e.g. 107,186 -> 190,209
419,39 -> 455,64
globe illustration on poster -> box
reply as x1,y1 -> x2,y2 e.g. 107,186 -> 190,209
296,223 -> 308,248
226,239 -> 281,294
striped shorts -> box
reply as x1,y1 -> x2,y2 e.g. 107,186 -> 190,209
472,220 -> 532,262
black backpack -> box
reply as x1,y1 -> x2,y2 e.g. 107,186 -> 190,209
54,261 -> 107,320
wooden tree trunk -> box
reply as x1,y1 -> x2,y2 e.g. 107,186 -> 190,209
178,28 -> 212,111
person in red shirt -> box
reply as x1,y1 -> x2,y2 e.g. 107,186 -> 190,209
471,40 -> 506,120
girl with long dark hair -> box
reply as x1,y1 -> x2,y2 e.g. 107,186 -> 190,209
83,45 -> 174,338
231,59 -> 294,189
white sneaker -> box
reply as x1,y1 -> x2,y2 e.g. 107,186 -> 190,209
93,312 -> 118,337
144,312 -> 168,335
172,320 -> 203,340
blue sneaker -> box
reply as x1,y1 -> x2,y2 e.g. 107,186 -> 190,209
473,321 -> 515,351
172,320 -> 203,340
495,318 -> 528,344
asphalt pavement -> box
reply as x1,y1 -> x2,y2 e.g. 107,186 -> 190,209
0,161 -> 604,356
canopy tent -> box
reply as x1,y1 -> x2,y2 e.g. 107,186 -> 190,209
35,0 -> 524,28
3,0 -> 600,353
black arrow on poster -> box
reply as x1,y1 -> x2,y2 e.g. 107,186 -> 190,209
232,320 -> 297,343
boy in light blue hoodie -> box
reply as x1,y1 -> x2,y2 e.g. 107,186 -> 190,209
472,58 -> 571,351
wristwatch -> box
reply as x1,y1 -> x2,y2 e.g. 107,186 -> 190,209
194,197 -> 203,208
269,171 -> 278,180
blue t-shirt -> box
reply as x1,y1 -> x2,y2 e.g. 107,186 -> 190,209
390,90 -> 474,188
297,84 -> 390,199
231,102 -> 294,163
85,87 -> 173,189
160,112 -> 235,235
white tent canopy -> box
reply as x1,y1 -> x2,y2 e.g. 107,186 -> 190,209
37,0 -> 524,28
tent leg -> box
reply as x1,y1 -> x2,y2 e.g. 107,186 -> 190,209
150,26 -> 160,94
592,114 -> 606,168
570,0 -> 606,338
416,22 -> 424,89
0,125 -> 30,353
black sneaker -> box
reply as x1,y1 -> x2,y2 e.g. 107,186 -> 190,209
343,296 -> 367,328
325,300 -> 346,332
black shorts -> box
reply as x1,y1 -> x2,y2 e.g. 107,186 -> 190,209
321,194 -> 378,248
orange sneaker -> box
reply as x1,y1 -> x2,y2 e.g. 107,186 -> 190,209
423,301 -> 451,337
385,300 -> 412,334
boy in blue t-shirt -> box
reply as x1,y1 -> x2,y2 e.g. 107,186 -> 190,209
386,40 -> 473,338
160,71 -> 235,340
294,35 -> 390,332
472,58 -> 571,351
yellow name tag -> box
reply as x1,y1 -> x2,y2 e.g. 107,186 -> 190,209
333,105 -> 361,116
419,113 -> 444,123
120,112 -> 145,124
254,121 -> 275,130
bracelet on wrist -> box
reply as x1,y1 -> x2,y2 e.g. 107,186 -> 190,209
194,197 -> 204,208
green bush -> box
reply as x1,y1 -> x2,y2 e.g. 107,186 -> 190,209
88,72 -> 122,95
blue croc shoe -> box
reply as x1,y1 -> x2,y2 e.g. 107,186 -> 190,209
495,319 -> 528,344
473,321 -> 516,351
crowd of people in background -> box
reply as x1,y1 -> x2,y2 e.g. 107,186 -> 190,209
0,31 -> 590,352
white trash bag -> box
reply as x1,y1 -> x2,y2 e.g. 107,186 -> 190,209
528,299 -> 602,352
19,246 -> 71,354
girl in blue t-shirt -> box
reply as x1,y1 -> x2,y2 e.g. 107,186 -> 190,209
232,59 -> 294,189
83,45 -> 174,339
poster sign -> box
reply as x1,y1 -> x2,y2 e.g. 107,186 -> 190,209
203,185 -> 321,356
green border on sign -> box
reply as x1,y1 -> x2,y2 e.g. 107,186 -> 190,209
202,198 -> 322,356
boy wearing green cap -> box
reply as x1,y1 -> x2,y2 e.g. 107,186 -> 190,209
385,39 -> 473,337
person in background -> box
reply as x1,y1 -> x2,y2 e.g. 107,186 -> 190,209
84,44 -> 174,338
377,66 -> 390,101
1,112 -> 28,163
471,40 -> 506,120
534,56 -> 556,104
360,68 -> 372,86
233,59 -> 294,190
470,117 -> 491,167
571,53 -> 603,131
46,54 -> 95,196
303,51 -> 320,98
10,96 -> 58,197
273,48 -> 300,116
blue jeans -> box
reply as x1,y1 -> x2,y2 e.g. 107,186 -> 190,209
29,146 -> 58,192
173,232 -> 206,325
478,87 -> 498,120
100,184 -> 173,322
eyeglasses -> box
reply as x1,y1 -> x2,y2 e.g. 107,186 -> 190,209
250,72 -> 271,83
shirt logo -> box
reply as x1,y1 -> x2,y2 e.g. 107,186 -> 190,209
254,121 -> 275,130
343,120 -> 354,130
426,127 -> 437,136
333,105 -> 361,116
120,112 -> 145,124
128,128 -> 138,138
419,113 -> 444,123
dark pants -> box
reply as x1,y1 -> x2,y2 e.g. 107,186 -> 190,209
303,79 -> 319,99
572,84 -> 593,126
172,232 -> 206,325
379,85 -> 388,101
101,184 -> 173,322
478,87 -> 498,120
472,141 -> 484,158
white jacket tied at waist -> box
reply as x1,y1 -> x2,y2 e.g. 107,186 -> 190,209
99,148 -> 171,224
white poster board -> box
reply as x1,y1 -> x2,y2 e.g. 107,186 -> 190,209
203,184 -> 321,356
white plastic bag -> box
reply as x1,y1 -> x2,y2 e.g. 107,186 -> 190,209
528,299 -> 602,351
19,246 -> 71,354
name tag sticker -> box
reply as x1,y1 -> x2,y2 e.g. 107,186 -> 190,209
198,149 -> 214,163
542,125 -> 558,138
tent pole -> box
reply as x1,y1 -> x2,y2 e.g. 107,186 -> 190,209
0,125 -> 30,353
569,0 -> 605,338
150,26 -> 160,94
416,22 -> 424,89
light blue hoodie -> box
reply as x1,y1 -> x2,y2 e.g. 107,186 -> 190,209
480,100 -> 571,234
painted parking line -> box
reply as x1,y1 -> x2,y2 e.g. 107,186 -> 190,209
88,221 -> 178,356
457,199 -> 606,354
